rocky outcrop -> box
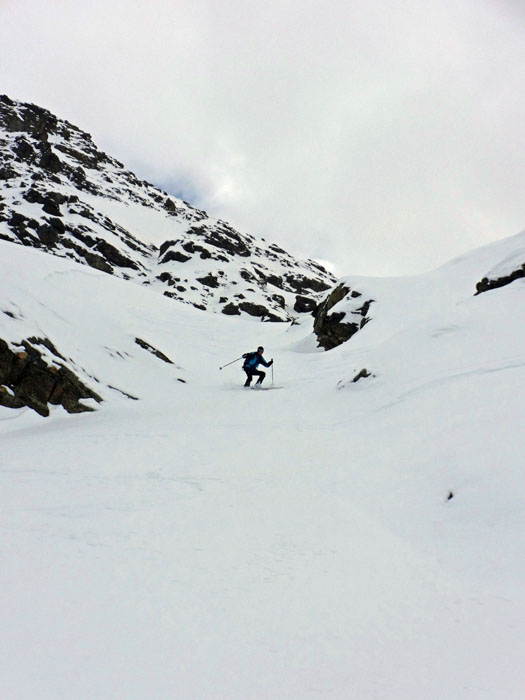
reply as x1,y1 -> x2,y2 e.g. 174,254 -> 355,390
475,263 -> 525,295
313,283 -> 374,350
0,337 -> 102,417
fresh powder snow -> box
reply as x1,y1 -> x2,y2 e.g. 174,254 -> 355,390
1,229 -> 525,699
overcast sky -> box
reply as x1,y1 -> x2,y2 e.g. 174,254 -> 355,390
1,0 -> 524,276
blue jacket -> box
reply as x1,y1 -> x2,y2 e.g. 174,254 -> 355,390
243,351 -> 271,370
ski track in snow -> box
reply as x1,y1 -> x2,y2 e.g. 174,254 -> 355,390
1,240 -> 525,699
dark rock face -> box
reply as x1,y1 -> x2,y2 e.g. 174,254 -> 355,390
294,295 -> 317,314
476,263 -> 525,295
0,165 -> 18,180
237,301 -> 281,322
163,198 -> 178,214
222,302 -> 241,315
160,250 -> 191,264
0,337 -> 102,417
313,283 -> 374,350
313,284 -> 355,350
203,223 -> 251,257
285,273 -> 331,294
39,147 -> 63,174
197,274 -> 220,288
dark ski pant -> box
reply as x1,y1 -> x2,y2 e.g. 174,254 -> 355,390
244,368 -> 266,386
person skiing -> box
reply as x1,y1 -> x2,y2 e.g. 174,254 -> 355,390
242,346 -> 273,387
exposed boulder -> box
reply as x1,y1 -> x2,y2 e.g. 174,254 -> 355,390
160,250 -> 191,264
14,136 -> 36,161
39,147 -> 63,174
352,368 -> 372,382
163,198 -> 178,214
37,220 -> 62,248
222,302 -> 241,315
238,301 -> 283,322
0,165 -> 18,180
197,274 -> 220,288
313,283 -> 374,350
0,337 -> 102,417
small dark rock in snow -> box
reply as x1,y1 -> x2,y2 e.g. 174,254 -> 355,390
352,368 -> 372,383
135,337 -> 174,365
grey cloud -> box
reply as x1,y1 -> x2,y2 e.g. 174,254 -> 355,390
1,0 -> 524,275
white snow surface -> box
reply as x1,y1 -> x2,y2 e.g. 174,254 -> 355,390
1,234 -> 525,699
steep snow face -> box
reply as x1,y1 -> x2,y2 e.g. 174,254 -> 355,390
1,231 -> 525,699
0,95 -> 335,321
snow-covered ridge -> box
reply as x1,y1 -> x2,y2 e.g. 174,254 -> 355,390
0,95 -> 336,322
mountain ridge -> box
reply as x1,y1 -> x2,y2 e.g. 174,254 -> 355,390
0,94 -> 336,323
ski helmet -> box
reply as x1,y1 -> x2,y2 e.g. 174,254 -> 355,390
257,346 -> 264,353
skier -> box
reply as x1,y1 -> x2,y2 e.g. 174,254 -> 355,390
242,346 -> 273,387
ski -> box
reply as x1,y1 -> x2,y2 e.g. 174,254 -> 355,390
251,386 -> 283,391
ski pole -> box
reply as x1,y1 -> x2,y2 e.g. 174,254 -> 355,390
271,363 -> 274,386
219,356 -> 243,370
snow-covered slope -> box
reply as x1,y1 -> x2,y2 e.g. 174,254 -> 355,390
312,227 -> 525,350
0,95 -> 335,322
1,227 -> 525,699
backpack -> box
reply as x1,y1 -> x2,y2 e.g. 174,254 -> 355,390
242,351 -> 258,369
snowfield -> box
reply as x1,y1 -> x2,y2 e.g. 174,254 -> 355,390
1,234 -> 525,699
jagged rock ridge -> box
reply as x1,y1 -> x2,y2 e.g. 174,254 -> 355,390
0,95 -> 336,322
